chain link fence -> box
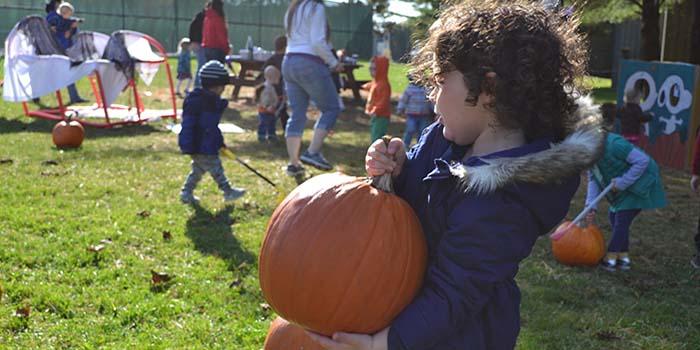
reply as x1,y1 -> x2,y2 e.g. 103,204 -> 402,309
1,0 -> 374,58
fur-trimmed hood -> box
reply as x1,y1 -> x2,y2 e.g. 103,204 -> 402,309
451,95 -> 606,194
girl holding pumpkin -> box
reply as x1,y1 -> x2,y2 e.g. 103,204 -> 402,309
306,1 -> 605,349
586,104 -> 667,272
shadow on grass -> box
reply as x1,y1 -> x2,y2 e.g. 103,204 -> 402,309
0,116 -> 163,138
185,204 -> 256,272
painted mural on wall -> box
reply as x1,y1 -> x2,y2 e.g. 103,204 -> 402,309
617,60 -> 699,169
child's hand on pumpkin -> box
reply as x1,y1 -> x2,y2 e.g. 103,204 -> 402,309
305,327 -> 389,350
365,137 -> 406,178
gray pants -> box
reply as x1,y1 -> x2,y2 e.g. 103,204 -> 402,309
182,155 -> 232,194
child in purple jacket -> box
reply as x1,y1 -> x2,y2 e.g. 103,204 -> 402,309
307,2 -> 605,349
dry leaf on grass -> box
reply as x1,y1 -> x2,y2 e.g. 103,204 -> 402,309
162,230 -> 172,241
87,244 -> 106,253
0,159 -> 13,165
42,160 -> 59,166
595,330 -> 621,341
151,270 -> 173,285
229,278 -> 242,288
137,210 -> 151,218
14,306 -> 31,318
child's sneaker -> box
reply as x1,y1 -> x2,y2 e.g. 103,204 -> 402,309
180,191 -> 200,205
300,151 -> 332,171
617,257 -> 631,271
285,164 -> 305,177
600,258 -> 617,272
691,254 -> 700,269
224,188 -> 246,203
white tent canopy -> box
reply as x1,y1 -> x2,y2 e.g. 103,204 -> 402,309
2,16 -> 111,102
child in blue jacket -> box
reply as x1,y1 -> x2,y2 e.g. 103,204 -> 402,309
178,60 -> 245,204
46,2 -> 86,104
306,2 -> 605,349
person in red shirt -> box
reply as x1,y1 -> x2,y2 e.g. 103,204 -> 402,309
201,0 -> 230,64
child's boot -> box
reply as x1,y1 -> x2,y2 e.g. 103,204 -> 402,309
600,252 -> 617,272
617,252 -> 631,271
224,188 -> 246,203
180,191 -> 200,205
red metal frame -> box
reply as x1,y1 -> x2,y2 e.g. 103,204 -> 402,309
19,31 -> 178,128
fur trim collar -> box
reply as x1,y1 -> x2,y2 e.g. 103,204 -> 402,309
452,96 -> 606,194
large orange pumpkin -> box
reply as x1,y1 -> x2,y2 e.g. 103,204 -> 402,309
52,120 -> 84,149
259,172 -> 427,336
551,221 -> 606,266
264,317 -> 323,350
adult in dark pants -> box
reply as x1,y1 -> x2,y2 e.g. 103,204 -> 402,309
201,0 -> 229,64
189,2 -> 209,88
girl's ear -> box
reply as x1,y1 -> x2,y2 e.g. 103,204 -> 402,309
479,72 -> 497,106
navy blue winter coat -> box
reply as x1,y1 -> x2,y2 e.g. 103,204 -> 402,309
387,116 -> 604,349
178,88 -> 227,155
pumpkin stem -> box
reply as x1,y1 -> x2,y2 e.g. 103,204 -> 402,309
370,136 -> 394,193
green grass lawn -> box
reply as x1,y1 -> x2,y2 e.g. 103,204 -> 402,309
1,59 -> 699,349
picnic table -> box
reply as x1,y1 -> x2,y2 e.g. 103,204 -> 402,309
226,55 -> 364,101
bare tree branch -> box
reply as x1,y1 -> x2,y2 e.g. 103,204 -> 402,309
626,0 -> 642,8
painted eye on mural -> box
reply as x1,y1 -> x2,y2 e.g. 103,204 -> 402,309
624,71 -> 656,111
657,75 -> 692,115
634,79 -> 651,103
658,88 -> 666,106
670,84 -> 680,107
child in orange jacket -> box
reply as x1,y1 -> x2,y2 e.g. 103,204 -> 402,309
363,56 -> 392,142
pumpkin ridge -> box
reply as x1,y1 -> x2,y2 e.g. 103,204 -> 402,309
259,197 -> 287,291
259,191 -> 298,308
322,186 -> 387,334
378,198 -> 416,327
288,180 -> 364,329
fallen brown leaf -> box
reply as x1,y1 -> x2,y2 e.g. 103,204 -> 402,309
595,330 -> 621,341
99,238 -> 113,245
137,210 -> 151,218
42,160 -> 59,166
14,306 -> 31,318
151,270 -> 172,285
162,230 -> 172,241
229,278 -> 242,288
0,159 -> 13,165
260,303 -> 271,312
87,244 -> 106,253
41,171 -> 69,177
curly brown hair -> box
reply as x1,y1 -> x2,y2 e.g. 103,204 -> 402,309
411,0 -> 589,141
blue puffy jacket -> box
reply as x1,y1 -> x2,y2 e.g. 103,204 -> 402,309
387,114 -> 604,349
178,88 -> 227,155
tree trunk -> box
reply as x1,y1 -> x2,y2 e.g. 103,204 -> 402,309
691,0 -> 700,65
640,0 -> 661,61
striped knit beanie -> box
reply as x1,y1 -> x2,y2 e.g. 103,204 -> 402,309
199,60 -> 230,88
